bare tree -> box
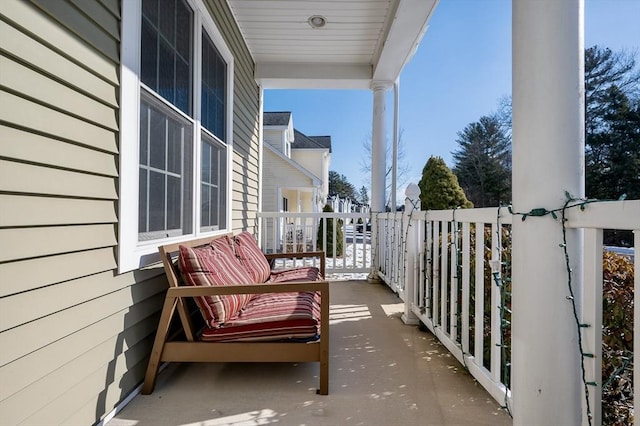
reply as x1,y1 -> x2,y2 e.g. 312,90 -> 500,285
359,129 -> 411,208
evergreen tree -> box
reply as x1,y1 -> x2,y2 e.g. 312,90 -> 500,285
452,115 -> 512,207
585,45 -> 640,134
317,204 -> 344,256
586,86 -> 640,200
328,171 -> 357,200
358,186 -> 369,206
418,156 -> 472,210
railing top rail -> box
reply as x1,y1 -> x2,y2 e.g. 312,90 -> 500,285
258,212 -> 370,219
564,199 -> 640,230
392,206 -> 513,224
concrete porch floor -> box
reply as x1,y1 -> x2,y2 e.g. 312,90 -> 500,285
107,280 -> 512,426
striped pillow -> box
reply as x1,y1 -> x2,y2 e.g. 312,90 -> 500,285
234,231 -> 271,283
178,237 -> 253,327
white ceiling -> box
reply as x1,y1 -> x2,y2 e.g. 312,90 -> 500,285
227,0 -> 438,89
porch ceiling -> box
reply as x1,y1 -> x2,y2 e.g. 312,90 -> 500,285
227,0 -> 438,89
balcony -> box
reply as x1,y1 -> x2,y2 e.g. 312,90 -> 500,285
105,196 -> 636,425
107,280 -> 511,426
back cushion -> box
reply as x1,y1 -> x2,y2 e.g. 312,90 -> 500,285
178,236 -> 253,327
234,231 -> 271,283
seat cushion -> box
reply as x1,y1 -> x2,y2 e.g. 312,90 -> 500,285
234,231 -> 271,283
268,266 -> 321,283
200,291 -> 320,342
178,236 -> 253,327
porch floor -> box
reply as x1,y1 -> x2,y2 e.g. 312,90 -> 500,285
107,280 -> 512,426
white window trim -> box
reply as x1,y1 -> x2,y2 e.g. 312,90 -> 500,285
119,0 -> 234,273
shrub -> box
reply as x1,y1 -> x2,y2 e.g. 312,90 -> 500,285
602,250 -> 634,426
317,204 -> 343,256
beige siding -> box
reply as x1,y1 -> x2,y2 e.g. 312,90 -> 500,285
0,0 -> 262,424
262,149 -> 315,212
0,1 -> 165,425
203,0 -> 261,232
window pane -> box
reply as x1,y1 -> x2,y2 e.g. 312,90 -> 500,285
139,103 -> 149,165
167,176 -> 181,230
141,0 -> 192,116
201,31 -> 226,139
176,0 -> 191,61
140,19 -> 158,90
200,133 -> 226,231
139,169 -> 148,232
139,91 -> 193,241
175,57 -> 190,114
201,183 -> 210,227
167,119 -> 182,174
149,170 -> 165,232
149,106 -> 166,170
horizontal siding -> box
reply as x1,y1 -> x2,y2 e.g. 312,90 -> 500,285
0,160 -> 118,199
0,20 -> 118,107
0,248 -> 117,297
1,298 -> 162,425
0,125 -> 118,176
0,274 -> 166,368
0,91 -> 118,153
0,0 -> 262,424
0,195 -> 117,227
0,224 -> 117,262
0,55 -> 118,130
0,2 -> 168,425
0,294 -> 162,402
0,0 -> 119,84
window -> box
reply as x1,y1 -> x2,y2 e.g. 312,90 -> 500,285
120,0 -> 233,272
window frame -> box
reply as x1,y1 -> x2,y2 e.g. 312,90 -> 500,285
120,0 -> 234,273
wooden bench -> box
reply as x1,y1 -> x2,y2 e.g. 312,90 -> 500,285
142,232 -> 329,395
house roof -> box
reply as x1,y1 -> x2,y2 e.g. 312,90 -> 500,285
263,111 -> 292,126
228,0 -> 438,89
293,130 -> 332,153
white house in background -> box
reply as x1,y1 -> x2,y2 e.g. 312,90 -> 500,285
262,112 -> 332,213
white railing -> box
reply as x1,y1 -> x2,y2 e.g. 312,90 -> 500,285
373,212 -> 404,297
385,206 -> 514,407
374,196 -> 639,424
564,200 -> 639,426
256,212 -> 372,277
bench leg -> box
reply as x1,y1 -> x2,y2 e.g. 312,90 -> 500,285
142,296 -> 178,394
318,349 -> 329,395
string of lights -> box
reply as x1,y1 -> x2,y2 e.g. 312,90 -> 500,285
506,192 -> 629,426
492,205 -> 512,417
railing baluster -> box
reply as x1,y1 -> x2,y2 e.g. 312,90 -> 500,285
490,223 -> 501,383
450,221 -> 458,342
474,222 -> 484,368
582,228 -> 603,426
462,222 -> 471,358
433,220 -> 440,327
441,221 -> 449,333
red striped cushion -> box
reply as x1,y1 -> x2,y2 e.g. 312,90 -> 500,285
200,291 -> 320,342
268,267 -> 321,283
234,231 -> 271,283
178,237 -> 253,327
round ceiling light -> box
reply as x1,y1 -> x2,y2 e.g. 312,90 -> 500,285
308,15 -> 327,28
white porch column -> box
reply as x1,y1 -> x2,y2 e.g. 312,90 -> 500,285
402,183 -> 420,325
371,82 -> 390,213
512,0 -> 585,425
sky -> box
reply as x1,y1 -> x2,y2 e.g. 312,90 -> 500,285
263,0 -> 640,197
